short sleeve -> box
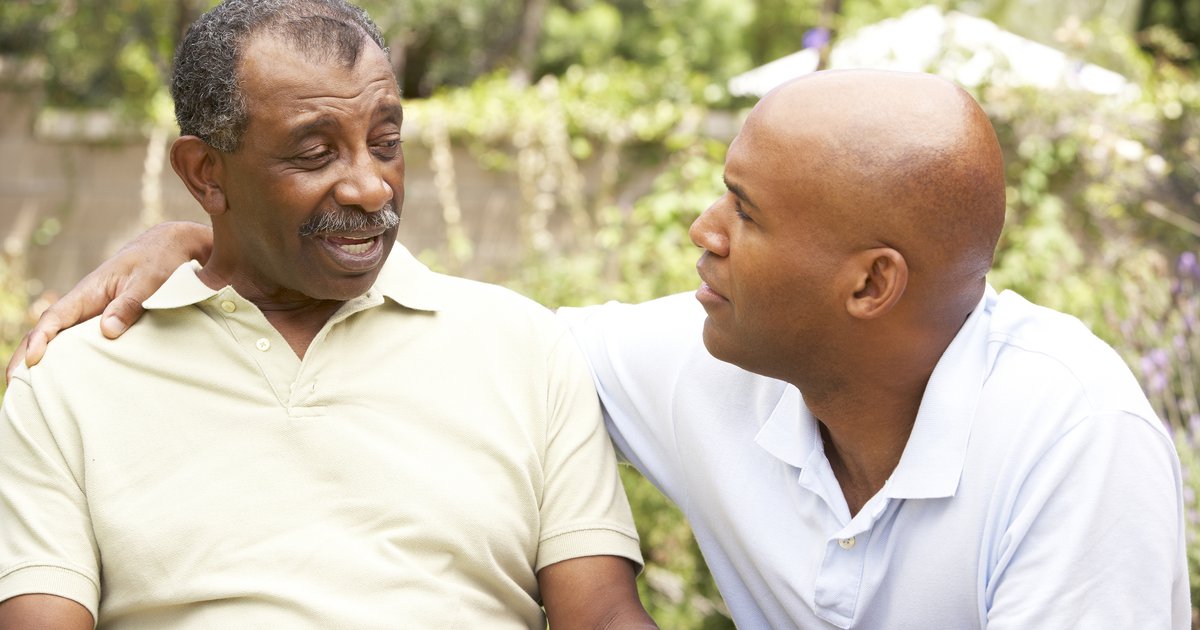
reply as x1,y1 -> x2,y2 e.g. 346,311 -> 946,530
534,326 -> 642,572
558,294 -> 705,503
0,375 -> 101,620
984,410 -> 1189,629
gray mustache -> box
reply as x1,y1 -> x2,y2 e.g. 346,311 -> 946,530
298,203 -> 401,237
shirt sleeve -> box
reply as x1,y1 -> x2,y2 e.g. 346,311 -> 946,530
984,410 -> 1189,629
534,323 -> 643,572
558,294 -> 705,505
0,375 -> 101,620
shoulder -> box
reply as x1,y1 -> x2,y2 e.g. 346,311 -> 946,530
422,272 -> 570,352
375,247 -> 565,348
19,303 -> 204,396
559,292 -> 782,402
21,315 -> 107,382
983,289 -> 1162,435
428,271 -> 556,322
558,292 -> 707,364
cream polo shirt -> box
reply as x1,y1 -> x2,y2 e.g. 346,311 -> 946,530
0,245 -> 641,629
563,288 -> 1187,629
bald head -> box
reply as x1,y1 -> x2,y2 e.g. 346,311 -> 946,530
749,70 -> 1005,298
689,70 -> 1006,397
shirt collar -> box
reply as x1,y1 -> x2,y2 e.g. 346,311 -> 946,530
753,384 -> 815,469
142,260 -> 217,310
142,243 -> 443,313
883,285 -> 995,499
753,286 -> 997,499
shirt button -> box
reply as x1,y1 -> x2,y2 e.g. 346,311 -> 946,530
220,300 -> 236,313
255,338 -> 271,351
839,537 -> 856,550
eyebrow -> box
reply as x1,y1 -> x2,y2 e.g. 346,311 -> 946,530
374,103 -> 403,125
725,177 -> 761,212
288,115 -> 336,145
286,104 -> 404,145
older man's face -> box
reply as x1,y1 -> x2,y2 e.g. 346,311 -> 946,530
215,33 -> 404,302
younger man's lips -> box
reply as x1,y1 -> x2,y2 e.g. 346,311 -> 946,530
696,281 -> 729,306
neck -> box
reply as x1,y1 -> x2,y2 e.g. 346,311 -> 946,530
801,337 -> 942,516
258,301 -> 343,358
197,263 -> 343,359
815,395 -> 921,517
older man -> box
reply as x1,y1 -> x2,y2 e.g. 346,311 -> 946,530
0,1 -> 651,628
8,71 -> 1189,627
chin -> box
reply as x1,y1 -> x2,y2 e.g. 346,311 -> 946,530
702,321 -> 785,381
701,321 -> 737,364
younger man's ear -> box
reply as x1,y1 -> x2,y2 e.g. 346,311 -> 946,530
170,136 -> 228,217
845,247 -> 907,320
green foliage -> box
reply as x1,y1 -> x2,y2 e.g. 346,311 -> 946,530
538,0 -> 755,81
0,0 -> 214,122
407,61 -> 728,309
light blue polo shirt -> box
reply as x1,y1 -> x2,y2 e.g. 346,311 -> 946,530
562,287 -> 1188,629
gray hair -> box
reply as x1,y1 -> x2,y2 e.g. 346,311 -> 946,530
171,0 -> 389,153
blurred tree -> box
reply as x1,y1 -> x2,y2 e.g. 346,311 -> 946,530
0,0 -> 212,121
1138,0 -> 1199,65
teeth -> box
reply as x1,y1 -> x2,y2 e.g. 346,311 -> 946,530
338,241 -> 372,255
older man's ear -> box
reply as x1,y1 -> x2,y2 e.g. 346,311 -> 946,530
170,136 -> 228,218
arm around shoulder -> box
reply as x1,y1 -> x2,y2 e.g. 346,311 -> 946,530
6,220 -> 213,382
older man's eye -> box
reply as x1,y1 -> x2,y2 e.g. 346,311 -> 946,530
373,137 -> 403,159
296,148 -> 333,164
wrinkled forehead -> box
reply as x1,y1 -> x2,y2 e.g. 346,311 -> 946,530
238,31 -> 396,99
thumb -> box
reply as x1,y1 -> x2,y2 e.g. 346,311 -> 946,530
99,294 -> 146,339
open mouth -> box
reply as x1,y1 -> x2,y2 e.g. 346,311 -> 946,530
331,236 -> 374,255
316,232 -> 387,272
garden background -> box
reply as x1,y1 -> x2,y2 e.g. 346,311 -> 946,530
1,0 -> 1198,626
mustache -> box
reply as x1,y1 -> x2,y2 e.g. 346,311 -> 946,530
298,203 -> 401,237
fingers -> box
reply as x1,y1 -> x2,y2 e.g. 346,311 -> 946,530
7,273 -> 110,378
5,335 -> 32,385
100,294 -> 147,339
4,222 -> 204,383
17,293 -> 83,370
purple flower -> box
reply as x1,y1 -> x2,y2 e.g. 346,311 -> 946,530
803,27 -> 831,50
1140,353 -> 1168,393
1180,251 -> 1198,278
1141,354 -> 1157,377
